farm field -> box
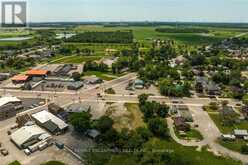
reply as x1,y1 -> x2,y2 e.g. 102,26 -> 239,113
74,25 -> 245,45
49,55 -> 103,64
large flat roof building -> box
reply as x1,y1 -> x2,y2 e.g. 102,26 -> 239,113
32,110 -> 68,134
0,96 -> 23,121
26,69 -> 49,77
11,124 -> 49,149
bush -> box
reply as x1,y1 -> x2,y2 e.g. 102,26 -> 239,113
241,145 -> 248,154
148,118 -> 169,138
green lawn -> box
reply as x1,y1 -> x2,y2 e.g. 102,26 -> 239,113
49,55 -> 102,64
175,128 -> 204,141
208,113 -> 248,134
219,139 -> 247,153
83,71 -> 117,81
107,138 -> 241,165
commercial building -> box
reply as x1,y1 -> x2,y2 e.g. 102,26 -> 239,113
32,110 -> 68,134
233,129 -> 248,138
11,124 -> 50,149
26,69 -> 49,78
11,75 -> 30,84
0,96 -> 23,121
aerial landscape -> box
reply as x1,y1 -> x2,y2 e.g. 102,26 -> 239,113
1,0 -> 248,165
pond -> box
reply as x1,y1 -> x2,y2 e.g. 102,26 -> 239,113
0,36 -> 32,41
56,33 -> 76,39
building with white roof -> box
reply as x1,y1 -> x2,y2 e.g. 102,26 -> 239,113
31,110 -> 68,134
234,129 -> 248,138
0,96 -> 23,121
11,124 -> 50,149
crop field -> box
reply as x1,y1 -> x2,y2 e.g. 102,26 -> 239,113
0,30 -> 32,38
74,25 -> 245,46
49,55 -> 102,64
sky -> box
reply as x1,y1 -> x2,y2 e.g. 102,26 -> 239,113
2,0 -> 248,23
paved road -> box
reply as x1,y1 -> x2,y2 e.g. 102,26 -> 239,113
167,118 -> 208,147
0,72 -> 246,164
186,106 -> 248,164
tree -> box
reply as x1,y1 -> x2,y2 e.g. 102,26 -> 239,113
95,116 -> 114,133
71,72 -> 81,81
69,112 -> 92,133
241,145 -> 248,154
138,94 -> 149,105
148,118 -> 168,138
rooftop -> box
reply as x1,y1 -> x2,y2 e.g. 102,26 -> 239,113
26,69 -> 49,76
12,75 -> 29,81
11,125 -> 48,147
0,96 -> 21,107
32,110 -> 68,130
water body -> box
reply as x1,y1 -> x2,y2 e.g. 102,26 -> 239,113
0,36 -> 32,41
56,33 -> 76,39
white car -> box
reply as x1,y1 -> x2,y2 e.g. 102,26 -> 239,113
24,149 -> 31,156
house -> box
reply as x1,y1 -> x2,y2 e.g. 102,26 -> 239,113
206,82 -> 220,96
53,64 -> 73,76
171,104 -> 193,122
11,124 -> 50,149
86,129 -> 100,139
221,134 -> 236,141
173,117 -> 190,131
32,110 -> 68,134
195,76 -> 208,93
12,75 -> 30,84
48,103 -> 69,122
65,103 -> 91,113
178,110 -> 193,122
0,96 -> 23,121
233,129 -> 248,138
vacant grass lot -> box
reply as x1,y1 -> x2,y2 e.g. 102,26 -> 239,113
49,55 -> 102,64
174,128 -> 204,141
107,138 -> 241,165
219,139 -> 247,154
208,112 -> 248,134
83,71 -> 117,81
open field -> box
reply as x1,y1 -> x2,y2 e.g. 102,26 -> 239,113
107,138 -> 241,165
74,25 -> 245,45
219,139 -> 247,154
208,112 -> 248,134
174,127 -> 204,141
49,55 -> 102,64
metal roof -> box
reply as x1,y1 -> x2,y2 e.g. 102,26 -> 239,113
11,125 -> 48,147
26,69 -> 49,76
11,75 -> 29,81
32,110 -> 68,130
0,96 -> 21,107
